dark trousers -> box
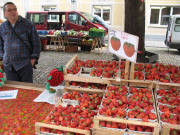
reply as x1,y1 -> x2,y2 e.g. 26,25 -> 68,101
4,63 -> 33,83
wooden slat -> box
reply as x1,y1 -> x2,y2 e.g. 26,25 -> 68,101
94,116 -> 159,127
156,82 -> 180,90
128,80 -> 153,88
163,123 -> 180,129
125,61 -> 130,80
92,128 -> 125,135
130,62 -> 135,80
64,55 -> 78,75
65,86 -> 104,93
35,122 -> 91,135
3,81 -> 45,91
161,127 -> 170,135
109,79 -> 129,86
64,75 -> 110,85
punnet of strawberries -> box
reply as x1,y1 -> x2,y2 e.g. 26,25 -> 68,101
62,91 -> 103,110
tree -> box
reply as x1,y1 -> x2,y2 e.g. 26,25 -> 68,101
125,0 -> 145,62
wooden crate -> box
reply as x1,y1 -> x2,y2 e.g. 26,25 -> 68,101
93,116 -> 160,135
35,86 -> 104,135
64,55 -> 130,86
161,124 -> 180,135
154,82 -> 180,135
65,45 -> 78,52
35,122 -> 91,135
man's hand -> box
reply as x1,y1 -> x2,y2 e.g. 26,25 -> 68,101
31,59 -> 36,67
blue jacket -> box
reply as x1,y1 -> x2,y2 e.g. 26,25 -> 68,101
0,16 -> 41,71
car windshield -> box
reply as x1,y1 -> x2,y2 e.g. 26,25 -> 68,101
80,12 -> 109,29
80,12 -> 94,22
93,15 -> 109,29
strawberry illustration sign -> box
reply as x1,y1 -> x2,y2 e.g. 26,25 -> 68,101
109,30 -> 139,63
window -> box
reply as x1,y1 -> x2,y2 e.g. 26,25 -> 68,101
150,9 -> 159,24
93,5 -> 111,24
68,13 -> 85,25
173,8 -> 180,14
42,6 -> 57,22
150,6 -> 180,26
93,6 -> 101,17
43,6 -> 56,11
48,14 -> 59,22
29,13 -> 46,24
175,18 -> 180,32
175,18 -> 180,24
174,26 -> 180,32
161,7 -> 170,25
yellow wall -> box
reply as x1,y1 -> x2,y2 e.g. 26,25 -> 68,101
78,0 -> 91,13
113,0 -> 124,30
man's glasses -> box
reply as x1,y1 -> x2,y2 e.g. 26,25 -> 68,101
6,8 -> 17,12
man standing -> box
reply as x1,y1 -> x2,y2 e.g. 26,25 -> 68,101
0,2 -> 41,83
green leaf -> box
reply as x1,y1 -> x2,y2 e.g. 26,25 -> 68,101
0,78 -> 5,82
48,76 -> 52,80
0,83 -> 2,87
57,65 -> 64,72
0,69 -> 3,73
46,83 -> 50,90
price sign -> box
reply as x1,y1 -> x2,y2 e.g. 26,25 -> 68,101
108,30 -> 139,63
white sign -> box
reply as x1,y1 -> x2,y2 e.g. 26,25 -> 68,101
62,99 -> 79,107
108,30 -> 139,63
0,90 -> 18,100
34,90 -> 56,105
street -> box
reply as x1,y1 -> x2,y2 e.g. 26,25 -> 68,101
33,39 -> 180,85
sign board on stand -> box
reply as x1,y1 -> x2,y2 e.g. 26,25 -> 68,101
108,29 -> 139,63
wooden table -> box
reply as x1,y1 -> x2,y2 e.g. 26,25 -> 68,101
47,35 -> 65,51
0,81 -> 54,134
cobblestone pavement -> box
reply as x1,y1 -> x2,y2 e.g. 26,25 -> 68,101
33,50 -> 113,85
145,41 -> 180,66
33,41 -> 180,85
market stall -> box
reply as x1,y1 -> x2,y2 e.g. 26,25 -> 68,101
0,28 -> 179,135
33,28 -> 179,135
38,28 -> 105,52
34,55 -> 179,135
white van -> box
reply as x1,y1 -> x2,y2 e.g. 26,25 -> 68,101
165,14 -> 180,52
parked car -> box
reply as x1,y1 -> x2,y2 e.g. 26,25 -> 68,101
165,14 -> 180,52
26,11 -> 108,33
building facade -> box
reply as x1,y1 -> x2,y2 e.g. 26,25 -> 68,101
145,0 -> 180,35
1,0 -> 180,36
0,0 -> 125,30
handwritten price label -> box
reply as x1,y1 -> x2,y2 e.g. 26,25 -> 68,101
62,99 -> 79,107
